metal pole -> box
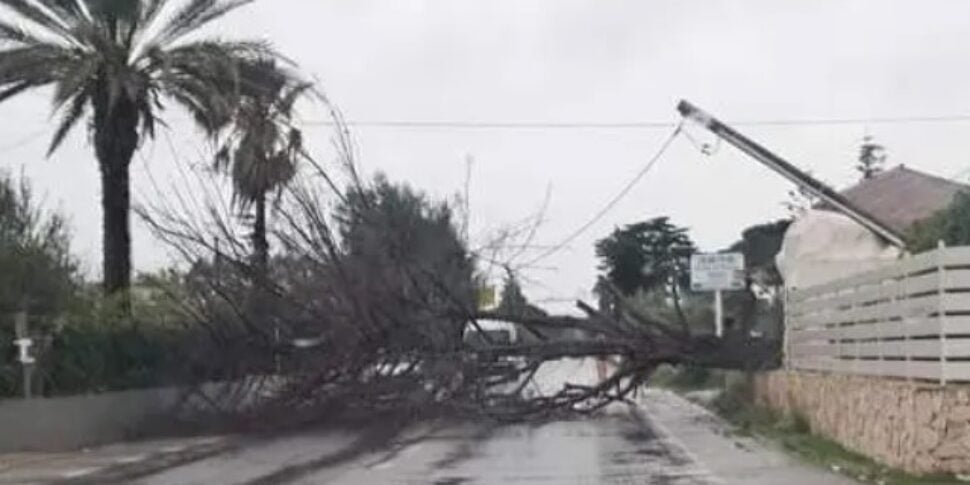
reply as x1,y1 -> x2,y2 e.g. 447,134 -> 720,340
715,290 -> 724,337
14,312 -> 32,399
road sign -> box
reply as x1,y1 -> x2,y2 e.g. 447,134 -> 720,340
690,253 -> 745,291
690,252 -> 745,338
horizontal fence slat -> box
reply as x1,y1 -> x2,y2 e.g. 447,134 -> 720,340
946,270 -> 970,290
846,295 -> 938,323
788,317 -> 970,344
945,339 -> 970,358
942,247 -> 970,266
944,293 -> 970,313
785,247 -> 970,383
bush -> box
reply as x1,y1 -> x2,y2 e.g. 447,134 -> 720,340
650,364 -> 724,390
43,323 -> 180,395
907,191 -> 970,253
1,283 -> 199,398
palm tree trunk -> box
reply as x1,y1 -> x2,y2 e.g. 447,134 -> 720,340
99,162 -> 132,295
253,193 -> 269,277
93,84 -> 139,308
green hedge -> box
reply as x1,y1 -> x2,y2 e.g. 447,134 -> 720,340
1,320 -> 188,398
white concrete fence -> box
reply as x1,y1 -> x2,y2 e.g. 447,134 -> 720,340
786,245 -> 970,384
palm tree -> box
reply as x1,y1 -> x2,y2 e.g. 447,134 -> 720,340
0,0 -> 281,299
214,59 -> 309,277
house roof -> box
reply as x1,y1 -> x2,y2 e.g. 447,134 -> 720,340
835,165 -> 968,233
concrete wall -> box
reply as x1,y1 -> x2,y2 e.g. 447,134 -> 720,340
0,380 -> 267,452
0,387 -> 184,452
754,370 -> 970,474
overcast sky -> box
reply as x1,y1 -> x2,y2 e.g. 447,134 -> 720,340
4,0 -> 970,311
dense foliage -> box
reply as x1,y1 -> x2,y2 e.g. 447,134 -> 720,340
907,192 -> 970,253
594,217 -> 696,297
857,135 -> 887,180
726,219 -> 791,287
336,174 -> 476,352
0,172 -> 77,316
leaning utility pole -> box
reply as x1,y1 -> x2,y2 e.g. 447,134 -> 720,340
677,100 -> 906,249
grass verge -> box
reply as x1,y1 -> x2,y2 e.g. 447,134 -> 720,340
708,373 -> 966,485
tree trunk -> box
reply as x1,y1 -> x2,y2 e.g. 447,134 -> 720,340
669,283 -> 691,336
99,162 -> 132,296
252,193 -> 269,278
93,83 -> 139,309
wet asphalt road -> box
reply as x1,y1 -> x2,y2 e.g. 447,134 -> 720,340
293,404 -> 713,484
128,387 -> 852,485
23,360 -> 847,484
134,403 -> 714,485
130,360 -> 852,484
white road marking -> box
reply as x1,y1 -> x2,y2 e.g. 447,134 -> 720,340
160,445 -> 187,453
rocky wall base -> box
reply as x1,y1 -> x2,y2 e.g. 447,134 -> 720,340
753,371 -> 970,474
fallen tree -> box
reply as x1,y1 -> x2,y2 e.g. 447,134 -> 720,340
135,110 -> 779,427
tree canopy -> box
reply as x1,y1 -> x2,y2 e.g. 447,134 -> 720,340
215,59 -> 312,273
336,174 -> 476,351
857,135 -> 887,180
0,172 -> 77,315
907,191 -> 970,253
726,219 -> 791,287
594,217 -> 696,297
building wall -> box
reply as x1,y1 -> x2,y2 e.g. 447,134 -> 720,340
754,370 -> 970,474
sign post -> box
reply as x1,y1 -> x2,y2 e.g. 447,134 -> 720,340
714,289 -> 724,337
690,253 -> 745,337
14,312 -> 34,399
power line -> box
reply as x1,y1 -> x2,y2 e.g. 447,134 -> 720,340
521,123 -> 683,268
304,120 -> 677,129
300,113 -> 970,130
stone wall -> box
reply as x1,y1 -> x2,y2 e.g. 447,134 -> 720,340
754,370 -> 970,474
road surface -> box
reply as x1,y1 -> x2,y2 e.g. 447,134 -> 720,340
133,390 -> 853,484
1,360 -> 855,484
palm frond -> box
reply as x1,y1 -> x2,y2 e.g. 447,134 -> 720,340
0,0 -> 76,43
47,87 -> 88,155
0,19 -> 53,46
215,59 -> 308,212
276,81 -> 312,117
138,0 -> 169,28
0,44 -> 76,86
163,75 -> 232,132
50,52 -> 97,108
148,39 -> 279,133
0,79 -> 30,102
136,90 -> 157,139
35,0 -> 86,24
154,0 -> 251,46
